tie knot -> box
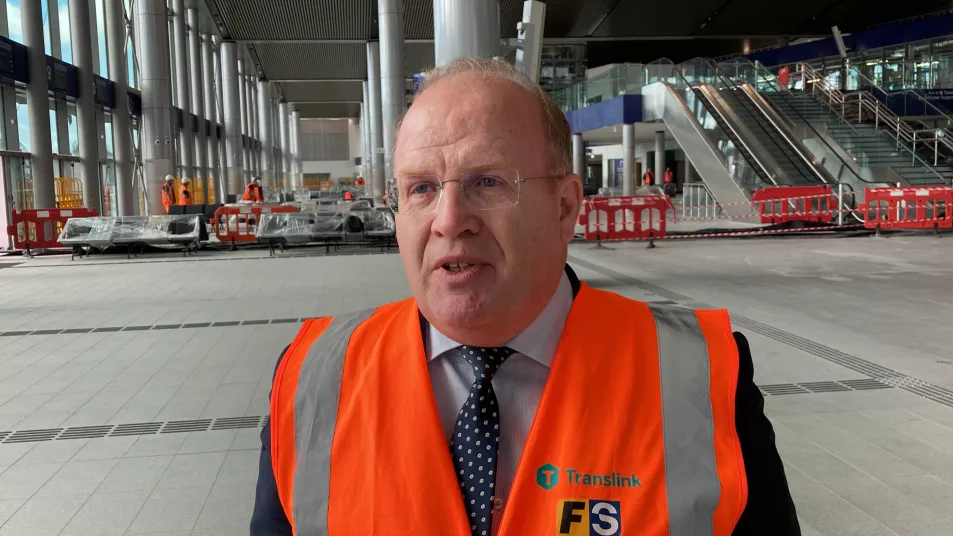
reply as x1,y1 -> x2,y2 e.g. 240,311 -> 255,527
458,345 -> 516,383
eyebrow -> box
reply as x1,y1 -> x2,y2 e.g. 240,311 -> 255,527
395,160 -> 515,177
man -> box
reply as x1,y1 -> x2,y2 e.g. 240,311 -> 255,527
643,168 -> 654,186
244,177 -> 264,202
178,177 -> 193,206
161,175 -> 176,213
252,59 -> 799,535
664,166 -> 677,197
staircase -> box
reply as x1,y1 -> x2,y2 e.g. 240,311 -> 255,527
763,92 -> 952,187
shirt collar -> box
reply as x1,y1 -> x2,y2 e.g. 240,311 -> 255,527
424,271 -> 574,368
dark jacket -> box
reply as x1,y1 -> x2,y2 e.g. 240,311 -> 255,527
251,269 -> 800,535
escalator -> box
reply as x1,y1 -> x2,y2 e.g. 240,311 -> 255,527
713,86 -> 828,185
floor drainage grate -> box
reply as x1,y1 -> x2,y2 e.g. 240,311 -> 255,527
59,425 -> 112,440
1,415 -> 267,444
1,318 -> 306,337
161,419 -> 212,434
212,416 -> 262,430
4,429 -> 60,443
759,379 -> 892,396
110,422 -> 163,437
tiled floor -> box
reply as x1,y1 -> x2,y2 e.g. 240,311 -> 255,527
1,236 -> 952,535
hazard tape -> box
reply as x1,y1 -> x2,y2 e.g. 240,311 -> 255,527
587,223 -> 866,243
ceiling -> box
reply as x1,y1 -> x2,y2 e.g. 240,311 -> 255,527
206,0 -> 952,118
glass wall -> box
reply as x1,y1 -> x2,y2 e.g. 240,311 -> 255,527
16,90 -> 29,152
808,36 -> 953,91
5,0 -> 24,42
94,0 -> 108,75
57,0 -> 71,63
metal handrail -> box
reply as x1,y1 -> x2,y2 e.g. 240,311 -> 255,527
718,58 -> 832,185
674,58 -> 777,186
799,63 -> 948,184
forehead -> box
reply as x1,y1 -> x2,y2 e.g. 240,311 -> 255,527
395,73 -> 549,173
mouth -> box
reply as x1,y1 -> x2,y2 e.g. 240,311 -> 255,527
442,262 -> 475,273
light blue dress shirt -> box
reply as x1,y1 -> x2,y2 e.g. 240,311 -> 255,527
425,271 -> 574,517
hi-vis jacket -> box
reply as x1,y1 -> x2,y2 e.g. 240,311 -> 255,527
269,282 -> 748,535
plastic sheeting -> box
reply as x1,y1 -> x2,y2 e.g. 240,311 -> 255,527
256,209 -> 395,243
58,215 -> 203,248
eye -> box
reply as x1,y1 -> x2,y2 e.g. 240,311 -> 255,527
410,182 -> 437,195
476,175 -> 502,188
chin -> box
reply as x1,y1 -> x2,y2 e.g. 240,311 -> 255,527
426,291 -> 495,331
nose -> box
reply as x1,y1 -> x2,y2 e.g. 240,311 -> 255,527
430,181 -> 481,238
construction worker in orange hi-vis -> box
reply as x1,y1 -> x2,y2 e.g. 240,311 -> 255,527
663,167 -> 677,197
178,177 -> 194,206
643,168 -> 654,185
161,175 -> 176,213
344,191 -> 353,200
244,177 -> 263,202
664,167 -> 673,185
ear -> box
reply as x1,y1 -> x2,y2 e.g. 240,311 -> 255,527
557,173 -> 583,245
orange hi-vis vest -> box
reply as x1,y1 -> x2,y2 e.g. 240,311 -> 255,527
270,284 -> 747,535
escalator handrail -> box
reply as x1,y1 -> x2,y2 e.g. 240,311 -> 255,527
673,60 -> 777,186
716,59 -> 834,185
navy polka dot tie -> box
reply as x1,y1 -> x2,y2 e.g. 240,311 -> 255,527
450,345 -> 516,536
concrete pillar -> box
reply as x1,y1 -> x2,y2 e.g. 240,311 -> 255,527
654,130 -> 665,186
433,0 -> 500,66
213,38 -> 227,198
291,109 -> 301,191
69,0 -> 102,212
105,0 -> 133,215
202,34 -> 220,201
379,0 -> 405,183
685,160 -> 695,183
278,102 -> 290,194
222,42 -> 243,197
22,0 -> 55,208
257,80 -> 274,197
134,0 -> 175,215
366,42 -> 384,199
362,82 -> 372,181
622,124 -> 635,196
572,133 -> 584,178
188,8 -> 206,198
172,0 -> 193,182
249,76 -> 259,177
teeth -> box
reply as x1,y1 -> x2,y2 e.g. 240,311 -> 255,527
443,262 -> 472,272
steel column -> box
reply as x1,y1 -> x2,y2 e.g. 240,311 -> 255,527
622,124 -> 635,196
238,57 -> 249,185
105,0 -> 133,215
366,42 -> 384,199
172,0 -> 192,182
433,0 -> 500,66
22,0 -> 55,208
362,81 -> 372,181
257,79 -> 274,197
378,0 -> 405,183
572,133 -> 584,178
134,0 -> 175,215
278,102 -> 290,194
291,109 -> 301,191
222,41 -> 243,197
654,130 -> 665,185
187,8 -> 206,197
202,34 -> 220,201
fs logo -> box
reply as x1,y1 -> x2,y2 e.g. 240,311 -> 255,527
537,463 -> 560,490
557,499 -> 621,536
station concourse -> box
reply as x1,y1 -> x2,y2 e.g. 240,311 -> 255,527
2,1 -> 953,535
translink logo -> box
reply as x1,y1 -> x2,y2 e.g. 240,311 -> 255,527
536,463 -> 642,491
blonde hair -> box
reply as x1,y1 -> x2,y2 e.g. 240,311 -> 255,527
394,58 -> 572,176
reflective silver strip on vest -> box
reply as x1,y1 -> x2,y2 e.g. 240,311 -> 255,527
291,309 -> 374,533
650,304 -> 720,536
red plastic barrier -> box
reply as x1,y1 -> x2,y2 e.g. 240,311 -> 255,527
212,204 -> 299,244
5,208 -> 99,252
862,187 -> 953,231
579,196 -> 675,241
750,185 -> 837,224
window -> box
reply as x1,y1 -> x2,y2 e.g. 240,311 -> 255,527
104,112 -> 114,159
16,91 -> 30,152
49,99 -> 58,154
56,0 -> 71,63
67,101 -> 78,155
41,0 -> 52,54
94,0 -> 108,76
127,36 -> 137,88
5,0 -> 24,42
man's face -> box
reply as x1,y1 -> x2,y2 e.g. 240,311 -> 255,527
394,74 -> 581,345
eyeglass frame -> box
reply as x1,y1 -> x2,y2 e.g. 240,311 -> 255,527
386,169 -> 565,215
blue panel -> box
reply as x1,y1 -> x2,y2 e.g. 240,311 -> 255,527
748,12 -> 953,67
565,95 -> 642,134
921,89 -> 953,115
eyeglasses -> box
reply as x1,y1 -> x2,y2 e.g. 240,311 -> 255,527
386,167 -> 562,215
